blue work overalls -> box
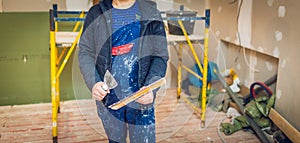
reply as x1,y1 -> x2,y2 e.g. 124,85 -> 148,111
97,3 -> 155,143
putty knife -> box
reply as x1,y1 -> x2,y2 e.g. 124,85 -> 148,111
101,70 -> 118,91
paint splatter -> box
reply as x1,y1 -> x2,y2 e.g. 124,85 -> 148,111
251,53 -> 258,66
234,39 -> 240,45
265,61 -> 273,71
273,47 -> 280,57
218,6 -> 222,13
217,40 -> 221,49
281,59 -> 287,68
235,32 -> 240,45
225,36 -> 231,42
215,31 -> 220,37
276,89 -> 282,99
207,137 -> 212,142
205,32 -> 209,39
278,6 -> 286,18
267,0 -> 274,7
244,80 -> 251,87
249,44 -> 254,50
236,63 -> 241,70
258,46 -> 264,53
274,31 -> 283,41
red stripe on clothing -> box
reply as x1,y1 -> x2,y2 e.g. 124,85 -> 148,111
112,43 -> 134,56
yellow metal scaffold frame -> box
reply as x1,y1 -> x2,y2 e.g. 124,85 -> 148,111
49,4 -> 85,143
168,3 -> 210,128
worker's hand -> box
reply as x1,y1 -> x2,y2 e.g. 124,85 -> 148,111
136,90 -> 154,105
92,82 -> 110,101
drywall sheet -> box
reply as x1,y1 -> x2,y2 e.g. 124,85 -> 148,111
238,0 -> 252,48
251,0 -> 300,130
210,0 -> 300,130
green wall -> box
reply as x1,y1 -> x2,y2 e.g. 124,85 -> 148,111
0,12 -> 77,105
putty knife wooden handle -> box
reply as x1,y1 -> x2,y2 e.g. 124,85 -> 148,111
108,78 -> 166,110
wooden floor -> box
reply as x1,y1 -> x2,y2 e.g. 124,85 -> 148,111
0,89 -> 260,143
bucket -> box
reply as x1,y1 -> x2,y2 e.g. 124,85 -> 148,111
166,10 -> 197,35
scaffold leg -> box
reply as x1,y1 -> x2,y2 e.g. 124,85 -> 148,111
201,8 -> 210,128
53,136 -> 58,143
55,47 -> 61,114
50,30 -> 58,142
177,43 -> 183,100
56,79 -> 61,113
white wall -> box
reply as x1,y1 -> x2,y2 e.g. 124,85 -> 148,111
0,0 -> 3,12
1,0 -> 93,12
210,0 -> 300,130
66,0 -> 92,11
2,0 -> 66,12
154,0 -> 174,11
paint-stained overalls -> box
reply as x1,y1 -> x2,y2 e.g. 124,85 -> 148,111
97,2 -> 155,143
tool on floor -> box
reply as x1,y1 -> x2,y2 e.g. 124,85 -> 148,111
108,78 -> 166,110
214,69 -> 272,143
101,70 -> 118,92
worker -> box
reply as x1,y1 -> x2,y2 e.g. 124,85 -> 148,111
78,0 -> 169,142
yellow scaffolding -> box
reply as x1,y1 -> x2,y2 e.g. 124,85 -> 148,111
49,4 -> 85,142
167,4 -> 210,127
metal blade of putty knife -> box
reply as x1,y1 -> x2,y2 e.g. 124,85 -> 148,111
103,70 -> 118,90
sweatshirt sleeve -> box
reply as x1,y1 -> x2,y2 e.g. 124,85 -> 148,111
144,14 -> 169,86
78,5 -> 101,91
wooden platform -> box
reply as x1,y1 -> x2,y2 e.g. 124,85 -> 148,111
0,89 -> 260,143
55,31 -> 203,45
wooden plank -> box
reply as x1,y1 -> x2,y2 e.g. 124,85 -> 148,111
269,108 -> 300,143
166,33 -> 204,42
55,32 -> 79,44
55,32 -> 203,46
